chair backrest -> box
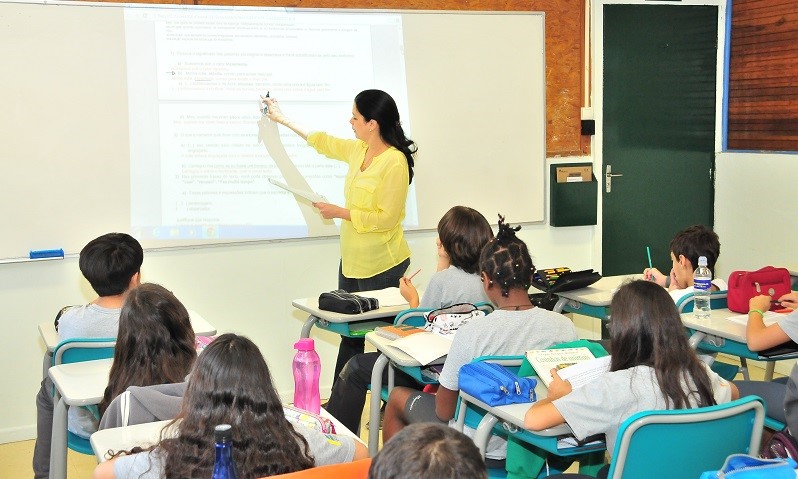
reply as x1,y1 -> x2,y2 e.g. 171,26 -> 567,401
607,395 -> 765,479
266,458 -> 371,479
676,290 -> 728,313
52,337 -> 116,366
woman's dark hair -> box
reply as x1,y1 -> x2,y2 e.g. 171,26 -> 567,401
354,89 -> 417,183
609,280 -> 717,409
438,206 -> 494,274
159,333 -> 315,478
99,283 -> 196,415
369,423 -> 487,479
479,215 -> 535,297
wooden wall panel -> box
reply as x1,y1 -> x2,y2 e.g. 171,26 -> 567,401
97,0 -> 587,156
727,0 -> 798,151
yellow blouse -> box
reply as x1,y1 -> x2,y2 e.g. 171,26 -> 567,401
308,132 -> 411,279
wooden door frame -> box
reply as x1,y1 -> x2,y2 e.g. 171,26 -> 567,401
591,0 -> 729,271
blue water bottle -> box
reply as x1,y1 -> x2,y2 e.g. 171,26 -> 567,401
212,424 -> 237,479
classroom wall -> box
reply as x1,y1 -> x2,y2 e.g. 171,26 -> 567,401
0,155 -> 596,443
715,151 -> 798,375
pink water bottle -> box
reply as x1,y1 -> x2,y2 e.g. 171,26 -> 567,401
292,338 -> 321,414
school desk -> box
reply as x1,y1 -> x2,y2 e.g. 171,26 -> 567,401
454,389 -> 605,475
681,308 -> 798,381
292,290 -> 411,339
48,358 -> 112,479
38,310 -> 218,352
90,408 -> 362,462
364,331 -> 446,455
552,274 -> 640,319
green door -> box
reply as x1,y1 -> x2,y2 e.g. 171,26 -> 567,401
601,3 -> 718,276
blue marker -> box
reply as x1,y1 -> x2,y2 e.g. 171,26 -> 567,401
29,248 -> 65,259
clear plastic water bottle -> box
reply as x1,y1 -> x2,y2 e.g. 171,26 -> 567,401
292,338 -> 321,414
693,255 -> 712,319
212,424 -> 237,479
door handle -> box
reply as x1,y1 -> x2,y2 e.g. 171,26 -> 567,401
605,165 -> 623,193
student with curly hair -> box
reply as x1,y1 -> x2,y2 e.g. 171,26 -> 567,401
381,216 -> 577,462
93,333 -> 367,479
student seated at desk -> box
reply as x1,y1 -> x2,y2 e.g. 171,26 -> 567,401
94,283 -> 197,431
643,225 -> 726,303
381,216 -> 578,461
524,280 -> 738,479
325,205 -> 494,432
369,423 -> 487,479
733,292 -> 798,432
94,334 -> 368,479
34,232 -> 143,479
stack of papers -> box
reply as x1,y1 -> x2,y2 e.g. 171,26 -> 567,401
386,332 -> 452,365
725,311 -> 787,327
360,287 -> 409,307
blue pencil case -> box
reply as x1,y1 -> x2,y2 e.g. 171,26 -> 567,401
460,362 -> 537,406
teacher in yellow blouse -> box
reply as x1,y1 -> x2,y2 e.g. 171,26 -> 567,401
262,90 -> 417,380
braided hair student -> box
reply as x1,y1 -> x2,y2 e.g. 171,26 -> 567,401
381,215 -> 577,461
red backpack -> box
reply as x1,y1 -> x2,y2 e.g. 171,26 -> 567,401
727,266 -> 792,313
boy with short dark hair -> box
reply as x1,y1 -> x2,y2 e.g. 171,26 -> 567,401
643,224 -> 725,304
33,232 -> 143,479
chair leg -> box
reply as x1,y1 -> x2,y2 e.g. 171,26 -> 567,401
764,362 -> 776,381
739,357 -> 750,381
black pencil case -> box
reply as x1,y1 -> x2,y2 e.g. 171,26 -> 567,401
531,269 -> 602,294
318,289 -> 379,314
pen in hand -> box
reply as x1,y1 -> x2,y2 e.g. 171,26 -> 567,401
408,268 -> 421,281
646,246 -> 655,281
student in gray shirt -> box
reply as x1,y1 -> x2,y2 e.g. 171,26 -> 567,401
94,334 -> 367,479
525,280 -> 738,478
326,206 -> 494,433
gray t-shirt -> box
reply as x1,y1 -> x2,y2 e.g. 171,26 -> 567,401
56,303 -> 121,438
419,266 -> 488,309
552,363 -> 733,453
438,308 -> 577,391
57,303 -> 121,341
112,424 -> 358,478
438,307 -> 577,459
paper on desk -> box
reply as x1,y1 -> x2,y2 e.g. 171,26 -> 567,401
726,311 -> 787,327
387,332 -> 452,365
360,287 -> 408,307
269,178 -> 327,203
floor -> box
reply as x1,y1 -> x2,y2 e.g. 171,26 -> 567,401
0,357 -> 780,478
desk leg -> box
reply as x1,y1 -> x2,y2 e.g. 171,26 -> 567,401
300,315 -> 319,339
765,362 -> 776,381
369,354 -> 389,455
553,297 -> 569,314
473,413 -> 499,458
49,394 -> 67,479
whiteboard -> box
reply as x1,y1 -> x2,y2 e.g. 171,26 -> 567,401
0,1 -> 545,260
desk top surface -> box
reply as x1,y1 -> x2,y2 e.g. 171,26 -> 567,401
680,308 -> 747,343
555,274 -> 640,306
459,389 -> 573,438
39,310 -> 217,352
48,358 -> 112,406
292,296 -> 410,323
90,408 -> 360,462
365,331 -> 447,367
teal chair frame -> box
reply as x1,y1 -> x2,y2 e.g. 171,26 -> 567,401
454,356 -> 605,479
51,337 -> 115,456
605,395 -> 765,479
